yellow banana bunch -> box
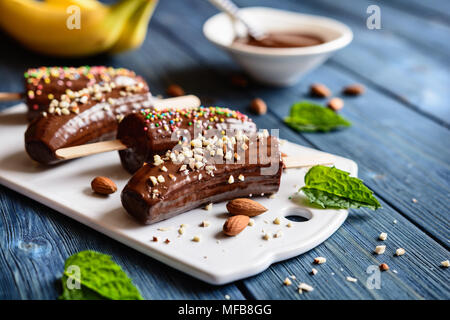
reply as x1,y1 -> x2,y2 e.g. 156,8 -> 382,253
0,0 -> 158,57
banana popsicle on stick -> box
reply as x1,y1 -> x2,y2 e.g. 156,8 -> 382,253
24,66 -> 200,165
24,66 -> 150,121
117,106 -> 257,173
122,131 -> 282,224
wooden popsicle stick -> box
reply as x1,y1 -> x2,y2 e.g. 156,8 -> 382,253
153,94 -> 201,109
56,138 -> 336,168
0,91 -> 200,108
56,139 -> 126,160
282,154 -> 336,169
0,92 -> 23,101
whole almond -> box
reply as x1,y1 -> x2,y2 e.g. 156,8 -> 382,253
166,84 -> 185,97
250,98 -> 267,115
327,97 -> 344,111
310,83 -> 331,98
226,198 -> 268,217
343,84 -> 365,96
223,215 -> 250,236
91,176 -> 117,195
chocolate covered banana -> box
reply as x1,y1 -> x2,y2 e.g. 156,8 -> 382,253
121,132 -> 282,224
117,106 -> 257,173
24,66 -> 148,121
25,66 -> 151,164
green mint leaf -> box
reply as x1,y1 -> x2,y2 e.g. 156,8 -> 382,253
301,165 -> 381,210
284,101 -> 351,132
60,275 -> 104,300
59,250 -> 143,300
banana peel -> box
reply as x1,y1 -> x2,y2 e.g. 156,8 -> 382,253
0,0 -> 158,57
110,0 -> 159,54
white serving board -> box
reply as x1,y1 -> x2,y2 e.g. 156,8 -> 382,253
0,104 -> 357,285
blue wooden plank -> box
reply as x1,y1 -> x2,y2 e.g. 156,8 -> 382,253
0,186 -> 245,300
240,199 -> 450,299
304,0 -> 450,55
0,0 -> 448,300
153,0 -> 450,245
148,0 -> 450,299
225,0 -> 450,126
381,0 -> 450,21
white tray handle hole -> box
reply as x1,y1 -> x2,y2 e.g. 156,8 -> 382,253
283,207 -> 313,223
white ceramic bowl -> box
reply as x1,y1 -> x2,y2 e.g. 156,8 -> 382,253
203,7 -> 353,87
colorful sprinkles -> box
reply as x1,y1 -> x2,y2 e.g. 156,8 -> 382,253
139,106 -> 252,133
24,66 -> 143,117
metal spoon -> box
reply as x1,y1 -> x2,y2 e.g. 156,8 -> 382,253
208,0 -> 265,40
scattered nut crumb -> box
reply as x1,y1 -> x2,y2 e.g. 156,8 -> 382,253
327,97 -> 344,111
440,260 -> 449,268
248,219 -> 255,226
314,257 -> 327,264
152,236 -> 158,242
224,294 -> 231,300
274,230 -> 283,238
166,84 -> 185,97
204,203 -> 212,211
286,222 -> 293,228
309,83 -> 331,98
273,217 -> 281,225
164,238 -> 170,244
263,233 -> 271,241
290,275 -> 296,279
379,232 -> 388,241
192,235 -> 201,242
228,175 -> 234,184
374,245 -> 386,255
250,98 -> 267,115
158,227 -> 170,231
393,219 -> 398,224
412,198 -> 418,203
395,248 -> 406,256
311,268 -> 318,275
178,227 -> 185,235
379,263 -> 389,271
200,220 -> 210,227
298,282 -> 314,292
283,277 -> 292,286
346,276 -> 358,283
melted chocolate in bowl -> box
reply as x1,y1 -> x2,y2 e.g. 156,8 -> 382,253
233,31 -> 324,48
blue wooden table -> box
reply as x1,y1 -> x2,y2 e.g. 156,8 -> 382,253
0,0 -> 448,300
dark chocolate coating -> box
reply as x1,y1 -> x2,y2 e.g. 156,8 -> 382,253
117,109 -> 257,174
24,66 -> 144,121
121,136 -> 282,224
24,77 -> 151,165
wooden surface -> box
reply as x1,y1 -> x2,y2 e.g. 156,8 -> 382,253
0,0 -> 448,300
